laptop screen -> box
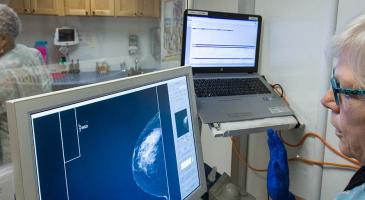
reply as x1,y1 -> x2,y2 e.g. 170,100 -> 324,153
181,10 -> 262,73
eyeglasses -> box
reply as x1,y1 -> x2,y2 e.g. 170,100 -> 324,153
331,68 -> 365,105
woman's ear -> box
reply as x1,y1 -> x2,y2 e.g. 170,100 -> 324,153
0,35 -> 14,56
0,35 -> 8,49
0,36 -> 6,55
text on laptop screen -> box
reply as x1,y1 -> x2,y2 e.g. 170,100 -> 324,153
184,16 -> 259,68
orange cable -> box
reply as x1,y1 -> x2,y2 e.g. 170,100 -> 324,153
279,131 -> 361,166
288,157 -> 360,171
230,137 -> 267,172
230,136 -> 359,172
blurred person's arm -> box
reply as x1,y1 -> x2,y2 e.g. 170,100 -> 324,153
0,47 -> 53,115
0,68 -> 19,116
8,46 -> 53,97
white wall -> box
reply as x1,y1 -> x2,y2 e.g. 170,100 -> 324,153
193,0 -> 239,12
238,0 -> 255,14
250,1 -> 338,199
200,124 -> 232,175
16,15 -> 160,71
320,1 -> 365,199
193,0 -> 254,14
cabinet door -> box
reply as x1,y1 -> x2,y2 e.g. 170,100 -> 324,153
31,0 -> 60,15
91,0 -> 114,16
138,0 -> 160,17
115,0 -> 137,16
65,0 -> 90,16
9,0 -> 31,14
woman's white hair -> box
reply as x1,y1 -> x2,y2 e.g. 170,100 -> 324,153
329,13 -> 365,87
0,4 -> 21,39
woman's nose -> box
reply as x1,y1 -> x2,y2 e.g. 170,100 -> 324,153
321,89 -> 340,113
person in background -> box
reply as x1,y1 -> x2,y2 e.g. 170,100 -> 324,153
0,4 -> 53,164
267,13 -> 365,200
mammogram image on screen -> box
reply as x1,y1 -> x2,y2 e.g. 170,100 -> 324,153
132,113 -> 168,199
175,109 -> 189,138
31,84 -> 185,200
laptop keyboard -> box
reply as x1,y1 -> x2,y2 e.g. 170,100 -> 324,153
194,78 -> 271,97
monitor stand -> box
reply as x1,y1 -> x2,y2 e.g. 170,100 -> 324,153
206,115 -> 302,200
231,135 -> 255,200
208,163 -> 255,200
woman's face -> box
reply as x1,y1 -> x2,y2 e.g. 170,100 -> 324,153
321,58 -> 365,163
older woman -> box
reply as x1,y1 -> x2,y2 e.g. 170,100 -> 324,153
267,13 -> 365,200
0,4 -> 53,164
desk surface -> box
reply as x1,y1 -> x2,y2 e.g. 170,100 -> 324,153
52,71 -> 129,91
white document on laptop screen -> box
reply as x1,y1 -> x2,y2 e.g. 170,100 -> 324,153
184,16 -> 259,68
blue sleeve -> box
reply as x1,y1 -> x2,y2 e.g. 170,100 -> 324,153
267,128 -> 296,200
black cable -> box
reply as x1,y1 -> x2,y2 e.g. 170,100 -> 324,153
271,83 -> 284,97
270,83 -> 301,128
292,114 -> 301,128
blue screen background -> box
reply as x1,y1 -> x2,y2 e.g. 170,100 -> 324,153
32,85 -> 184,200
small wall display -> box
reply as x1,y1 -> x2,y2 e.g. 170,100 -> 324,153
54,27 -> 79,46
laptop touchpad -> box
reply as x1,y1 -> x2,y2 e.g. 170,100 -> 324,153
197,98 -> 260,122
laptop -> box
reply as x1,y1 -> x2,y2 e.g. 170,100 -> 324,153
181,9 -> 293,124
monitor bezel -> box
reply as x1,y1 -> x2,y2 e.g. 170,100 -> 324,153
6,66 -> 207,200
181,9 -> 262,74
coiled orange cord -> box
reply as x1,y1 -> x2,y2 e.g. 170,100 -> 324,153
230,137 -> 267,172
230,131 -> 361,173
279,131 -> 360,166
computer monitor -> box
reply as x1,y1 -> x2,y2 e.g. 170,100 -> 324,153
6,67 -> 207,200
181,9 -> 262,73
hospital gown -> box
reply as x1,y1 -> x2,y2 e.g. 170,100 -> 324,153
0,44 -> 53,164
335,166 -> 365,200
335,182 -> 365,199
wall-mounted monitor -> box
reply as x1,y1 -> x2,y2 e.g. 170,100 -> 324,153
6,66 -> 207,200
54,27 -> 79,46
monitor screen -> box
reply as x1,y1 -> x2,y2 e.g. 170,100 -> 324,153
7,67 -> 206,200
58,28 -> 75,42
182,12 -> 260,68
